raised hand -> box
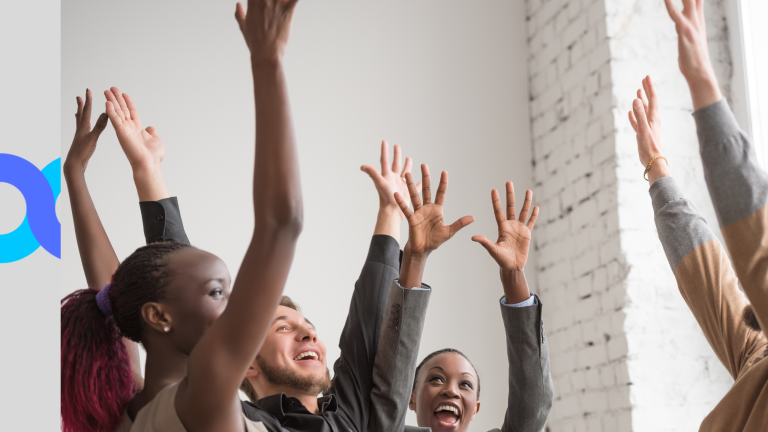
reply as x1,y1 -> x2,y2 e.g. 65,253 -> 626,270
472,182 -> 538,272
663,0 -> 722,109
64,89 -> 109,173
395,165 -> 474,256
361,141 -> 418,219
628,76 -> 670,184
235,0 -> 298,64
104,87 -> 164,172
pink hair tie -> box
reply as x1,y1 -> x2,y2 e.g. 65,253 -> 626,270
96,284 -> 113,317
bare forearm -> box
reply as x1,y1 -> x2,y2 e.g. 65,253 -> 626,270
132,165 -> 169,202
63,165 -> 119,289
500,269 -> 530,304
251,60 -> 303,231
688,75 -> 722,111
399,249 -> 428,289
373,208 -> 401,243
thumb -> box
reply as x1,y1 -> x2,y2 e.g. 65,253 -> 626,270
361,165 -> 383,182
145,126 -> 159,138
90,113 -> 109,139
471,235 -> 496,254
449,215 -> 475,237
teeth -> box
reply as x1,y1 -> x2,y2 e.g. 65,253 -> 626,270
434,405 -> 459,416
293,351 -> 318,361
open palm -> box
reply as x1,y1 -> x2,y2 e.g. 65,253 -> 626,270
395,165 -> 474,255
104,87 -> 164,171
361,141 -> 419,219
472,182 -> 538,271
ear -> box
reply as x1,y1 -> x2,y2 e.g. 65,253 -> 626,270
408,391 -> 417,411
244,359 -> 260,379
141,302 -> 172,334
470,401 -> 481,421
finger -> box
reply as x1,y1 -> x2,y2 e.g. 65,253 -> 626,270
392,144 -> 403,174
434,171 -> 449,206
401,156 -> 413,177
380,140 -> 391,174
104,90 -> 125,121
123,93 -> 141,123
506,181 -> 516,220
105,101 -> 122,127
360,165 -> 383,182
628,110 -> 638,132
527,206 -> 540,231
110,87 -> 131,120
491,189 -> 505,225
681,0 -> 695,17
448,215 -> 475,238
75,96 -> 84,126
394,192 -> 414,219
405,172 -> 422,210
518,190 -> 533,224
471,235 -> 496,254
145,126 -> 159,138
421,164 -> 432,205
81,88 -> 93,129
90,113 -> 109,139
644,76 -> 660,122
638,88 -> 649,114
663,0 -> 684,23
632,98 -> 652,136
235,2 -> 246,25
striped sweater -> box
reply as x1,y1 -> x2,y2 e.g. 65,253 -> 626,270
651,99 -> 768,431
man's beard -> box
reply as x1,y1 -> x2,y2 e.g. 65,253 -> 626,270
256,355 -> 332,395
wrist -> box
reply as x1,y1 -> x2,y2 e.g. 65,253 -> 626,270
373,207 -> 402,242
132,166 -> 169,202
500,268 -> 530,304
687,75 -> 722,111
63,159 -> 84,177
647,158 -> 671,185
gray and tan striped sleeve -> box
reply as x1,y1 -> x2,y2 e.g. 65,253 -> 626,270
650,177 -> 764,378
695,99 -> 768,336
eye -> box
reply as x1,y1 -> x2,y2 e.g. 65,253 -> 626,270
429,376 -> 445,384
208,288 -> 224,298
276,325 -> 289,331
460,381 -> 473,389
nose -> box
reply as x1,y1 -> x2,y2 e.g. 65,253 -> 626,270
441,383 -> 460,398
297,323 -> 317,343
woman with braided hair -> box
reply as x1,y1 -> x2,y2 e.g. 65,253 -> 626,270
60,1 -> 302,431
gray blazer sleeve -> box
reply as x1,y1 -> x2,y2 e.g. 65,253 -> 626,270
367,281 -> 431,432
493,294 -> 553,432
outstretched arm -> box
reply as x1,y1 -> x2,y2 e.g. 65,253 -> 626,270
63,89 -> 144,391
103,87 -> 189,244
629,76 -> 765,379
473,184 -> 553,432
664,0 -> 768,331
177,1 -> 302,431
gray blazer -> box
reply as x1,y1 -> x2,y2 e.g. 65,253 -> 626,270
368,295 -> 553,432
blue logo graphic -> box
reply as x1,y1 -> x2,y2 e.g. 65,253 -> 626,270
0,154 -> 61,263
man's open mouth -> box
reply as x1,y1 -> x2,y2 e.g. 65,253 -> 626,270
293,351 -> 319,361
434,403 -> 461,428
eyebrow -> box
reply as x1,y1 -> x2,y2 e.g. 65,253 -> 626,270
428,366 -> 476,380
205,278 -> 224,284
272,315 -> 316,329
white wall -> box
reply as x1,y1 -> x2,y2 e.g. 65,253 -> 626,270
60,1 -> 533,430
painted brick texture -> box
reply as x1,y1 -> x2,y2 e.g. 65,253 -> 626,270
525,0 -> 735,430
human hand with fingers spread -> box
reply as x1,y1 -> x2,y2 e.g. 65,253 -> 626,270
628,75 -> 671,185
472,183 -> 538,303
361,141 -> 419,242
396,165 -> 475,288
64,89 -> 109,174
235,0 -> 298,65
104,87 -> 168,201
663,0 -> 722,110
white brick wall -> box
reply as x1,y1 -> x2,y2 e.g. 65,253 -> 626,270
526,0 -> 735,430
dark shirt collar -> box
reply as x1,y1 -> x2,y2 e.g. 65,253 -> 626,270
253,393 -> 338,418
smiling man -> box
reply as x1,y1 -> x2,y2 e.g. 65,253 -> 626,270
135,141 -> 440,432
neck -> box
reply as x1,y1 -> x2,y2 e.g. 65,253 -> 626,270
141,338 -> 189,400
